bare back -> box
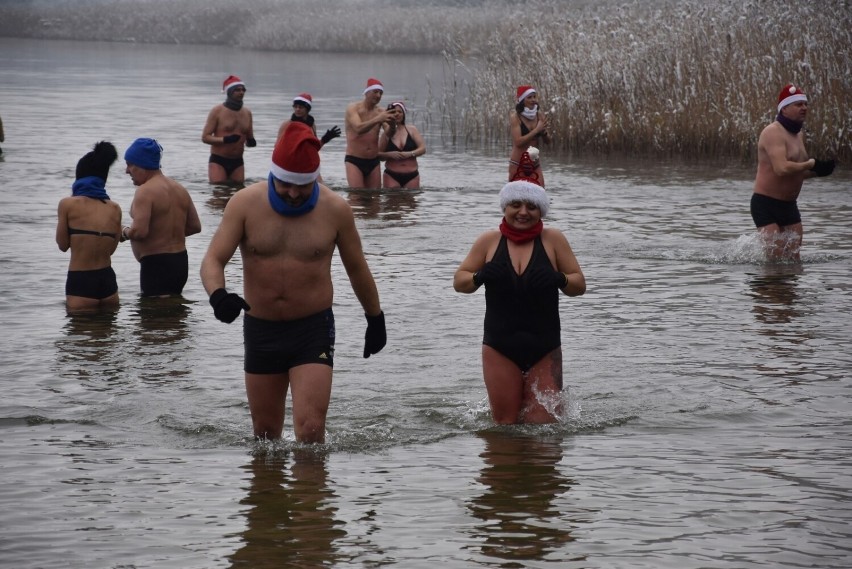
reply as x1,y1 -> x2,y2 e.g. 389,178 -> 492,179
56,196 -> 121,270
129,172 -> 201,260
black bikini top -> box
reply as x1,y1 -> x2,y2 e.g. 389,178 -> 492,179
68,227 -> 117,239
386,128 -> 417,153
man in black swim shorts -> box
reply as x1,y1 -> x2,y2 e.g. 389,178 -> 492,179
201,121 -> 387,443
121,138 -> 202,296
751,83 -> 836,260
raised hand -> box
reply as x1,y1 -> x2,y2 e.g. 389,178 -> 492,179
473,261 -> 510,288
321,126 -> 341,145
811,159 -> 836,177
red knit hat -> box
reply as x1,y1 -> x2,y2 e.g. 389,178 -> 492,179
516,85 -> 536,103
364,78 -> 384,94
293,93 -> 312,109
777,84 -> 807,112
270,122 -> 321,184
222,75 -> 245,93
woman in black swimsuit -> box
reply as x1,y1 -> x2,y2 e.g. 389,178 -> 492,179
509,85 -> 551,186
56,141 -> 123,313
453,179 -> 585,424
378,102 -> 426,189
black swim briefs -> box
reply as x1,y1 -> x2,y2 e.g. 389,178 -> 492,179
140,250 -> 188,296
750,193 -> 801,228
65,266 -> 118,299
244,309 -> 335,374
209,154 -> 245,177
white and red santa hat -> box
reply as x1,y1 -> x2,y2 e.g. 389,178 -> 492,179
270,122 -> 321,184
293,92 -> 312,109
222,75 -> 245,93
500,179 -> 549,217
777,84 -> 807,112
364,78 -> 384,94
516,85 -> 536,103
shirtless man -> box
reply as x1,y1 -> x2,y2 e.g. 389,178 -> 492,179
751,84 -> 835,260
344,78 -> 396,188
200,121 -> 387,442
202,75 -> 256,184
121,138 -> 202,296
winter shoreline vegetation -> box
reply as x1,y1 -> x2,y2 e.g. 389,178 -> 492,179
2,0 -> 849,162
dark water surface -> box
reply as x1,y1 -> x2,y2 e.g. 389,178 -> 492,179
1,38 -> 851,568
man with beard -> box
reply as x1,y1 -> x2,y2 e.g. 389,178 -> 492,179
200,121 -> 387,443
751,83 -> 836,260
202,75 -> 256,184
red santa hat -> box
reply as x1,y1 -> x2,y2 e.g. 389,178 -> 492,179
270,122 -> 321,184
293,93 -> 313,109
777,84 -> 807,112
364,77 -> 384,94
516,85 -> 536,103
222,75 -> 245,93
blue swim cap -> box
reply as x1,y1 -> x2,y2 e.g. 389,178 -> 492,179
124,138 -> 162,170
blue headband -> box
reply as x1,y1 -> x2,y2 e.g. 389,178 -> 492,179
124,138 -> 162,170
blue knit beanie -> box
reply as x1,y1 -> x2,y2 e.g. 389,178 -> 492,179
124,138 -> 162,170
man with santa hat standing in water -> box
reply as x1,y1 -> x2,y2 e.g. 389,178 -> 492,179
202,74 -> 257,184
201,121 -> 387,443
751,83 -> 835,260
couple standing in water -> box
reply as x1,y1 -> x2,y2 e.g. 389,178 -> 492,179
56,139 -> 201,313
343,78 -> 426,189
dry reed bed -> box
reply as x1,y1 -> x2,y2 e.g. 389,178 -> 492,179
2,0 -> 848,161
460,1 -> 851,161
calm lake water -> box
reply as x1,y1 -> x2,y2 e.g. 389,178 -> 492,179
1,38 -> 851,569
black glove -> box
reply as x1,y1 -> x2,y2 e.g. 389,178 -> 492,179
222,134 -> 241,144
363,311 -> 387,358
320,126 -> 341,145
209,288 -> 250,323
245,137 -> 257,148
525,266 -> 568,291
810,159 -> 835,177
473,261 -> 510,288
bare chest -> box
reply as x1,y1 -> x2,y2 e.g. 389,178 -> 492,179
242,214 -> 337,262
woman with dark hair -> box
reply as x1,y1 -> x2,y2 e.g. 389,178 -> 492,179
509,85 -> 551,186
56,141 -> 123,313
453,179 -> 585,424
378,102 -> 426,189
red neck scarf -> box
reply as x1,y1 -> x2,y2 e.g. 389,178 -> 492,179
499,218 -> 543,243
